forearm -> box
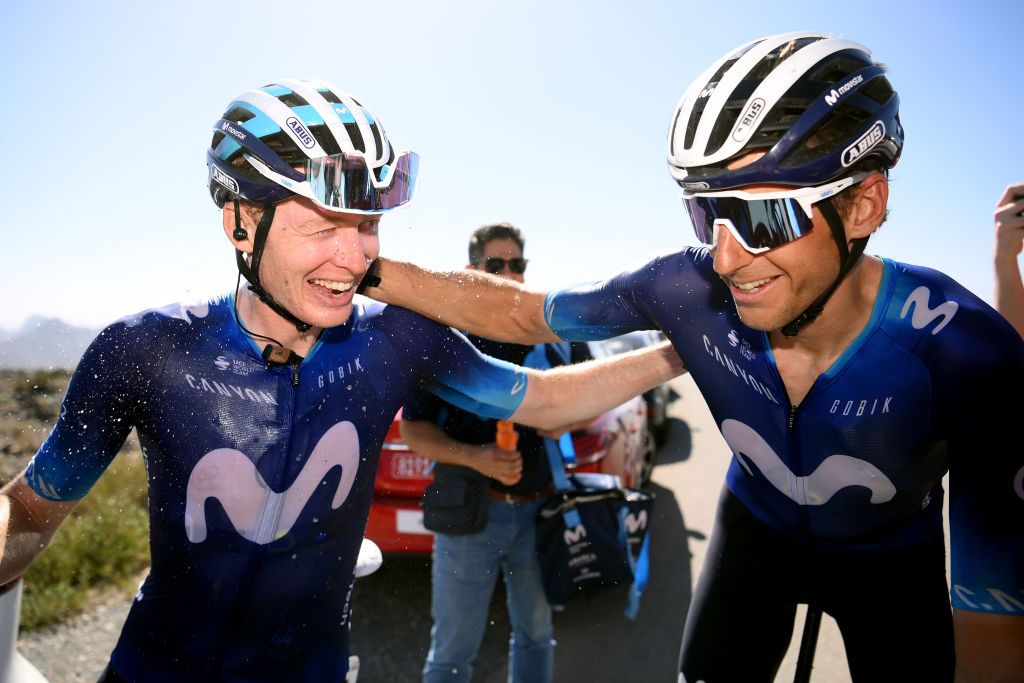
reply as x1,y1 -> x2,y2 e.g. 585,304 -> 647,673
993,253 -> 1024,338
954,609 -> 1024,682
400,420 -> 487,473
513,340 -> 684,431
367,258 -> 557,343
0,481 -> 72,585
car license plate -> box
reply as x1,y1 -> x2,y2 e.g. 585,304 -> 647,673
391,453 -> 432,479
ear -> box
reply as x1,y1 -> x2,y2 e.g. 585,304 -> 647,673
222,202 -> 255,253
845,172 -> 889,240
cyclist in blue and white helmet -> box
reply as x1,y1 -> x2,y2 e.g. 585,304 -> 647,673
207,79 -> 419,337
667,32 -> 903,335
347,33 -> 1024,683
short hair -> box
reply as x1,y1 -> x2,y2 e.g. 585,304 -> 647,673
468,222 -> 525,264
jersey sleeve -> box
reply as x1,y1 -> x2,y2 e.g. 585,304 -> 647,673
422,326 -> 527,420
24,317 -> 166,501
935,309 -> 1024,616
543,251 -> 698,341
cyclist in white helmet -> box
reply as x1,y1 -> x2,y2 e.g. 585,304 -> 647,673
357,34 -> 1024,682
0,79 -> 683,682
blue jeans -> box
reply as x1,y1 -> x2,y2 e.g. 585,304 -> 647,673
423,498 -> 554,683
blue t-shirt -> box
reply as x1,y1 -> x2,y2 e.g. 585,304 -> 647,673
544,250 -> 1024,617
24,296 -> 527,682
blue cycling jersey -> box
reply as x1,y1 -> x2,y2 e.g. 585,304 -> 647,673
544,250 -> 1024,617
24,295 -> 526,682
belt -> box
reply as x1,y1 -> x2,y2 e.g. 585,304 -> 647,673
489,483 -> 555,504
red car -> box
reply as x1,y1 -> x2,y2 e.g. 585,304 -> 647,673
364,341 -> 655,555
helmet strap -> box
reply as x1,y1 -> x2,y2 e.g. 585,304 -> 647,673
232,198 -> 314,333
780,199 -> 868,337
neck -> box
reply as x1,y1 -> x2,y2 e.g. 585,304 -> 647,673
770,255 -> 883,359
235,286 -> 322,357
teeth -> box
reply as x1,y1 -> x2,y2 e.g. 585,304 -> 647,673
733,277 -> 773,291
311,279 -> 354,292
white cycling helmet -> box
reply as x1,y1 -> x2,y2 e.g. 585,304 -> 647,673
667,32 -> 902,191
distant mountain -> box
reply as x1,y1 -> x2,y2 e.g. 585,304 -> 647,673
0,317 -> 100,370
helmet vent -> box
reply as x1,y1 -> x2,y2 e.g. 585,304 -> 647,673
276,92 -> 309,108
343,122 -> 365,154
223,107 -> 256,125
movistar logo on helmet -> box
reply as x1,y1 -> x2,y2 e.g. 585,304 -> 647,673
211,165 -> 239,194
824,74 -> 865,107
732,98 -> 765,142
842,121 -> 885,167
286,117 -> 316,149
221,121 -> 247,141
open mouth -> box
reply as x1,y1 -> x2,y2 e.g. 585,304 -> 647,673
309,278 -> 354,296
731,276 -> 776,294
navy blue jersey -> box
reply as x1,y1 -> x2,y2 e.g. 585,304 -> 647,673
24,296 -> 526,682
544,250 -> 1024,617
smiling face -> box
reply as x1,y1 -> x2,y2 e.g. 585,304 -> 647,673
710,186 -> 841,332
703,151 -> 887,334
227,196 -> 380,341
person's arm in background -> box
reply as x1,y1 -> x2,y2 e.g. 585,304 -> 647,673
994,183 -> 1024,338
0,478 -> 76,585
365,258 -> 556,343
399,420 -> 523,486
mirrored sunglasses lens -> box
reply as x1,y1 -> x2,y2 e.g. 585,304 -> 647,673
307,152 -> 419,212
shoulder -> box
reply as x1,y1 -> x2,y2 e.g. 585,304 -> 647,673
880,259 -> 1023,374
884,260 -> 1020,349
83,295 -> 234,370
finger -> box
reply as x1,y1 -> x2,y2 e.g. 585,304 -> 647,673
998,183 -> 1024,207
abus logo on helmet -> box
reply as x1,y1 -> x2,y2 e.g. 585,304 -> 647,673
824,74 -> 865,107
841,121 -> 885,167
732,98 -> 765,141
286,117 -> 315,149
211,166 -> 239,194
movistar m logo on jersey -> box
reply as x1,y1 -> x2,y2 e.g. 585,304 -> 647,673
899,286 -> 958,335
722,419 -> 897,506
184,421 -> 360,544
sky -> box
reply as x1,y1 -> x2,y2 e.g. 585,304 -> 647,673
1,0 -> 1021,331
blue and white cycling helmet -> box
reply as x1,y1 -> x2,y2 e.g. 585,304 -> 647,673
667,32 -> 903,191
207,79 -> 418,214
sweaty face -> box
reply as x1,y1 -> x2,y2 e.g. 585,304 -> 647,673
711,199 -> 840,332
706,150 -> 843,332
255,196 -> 380,331
472,238 -> 525,284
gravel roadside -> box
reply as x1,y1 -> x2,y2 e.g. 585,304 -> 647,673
16,558 -> 510,683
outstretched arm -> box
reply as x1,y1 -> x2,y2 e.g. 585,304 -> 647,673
399,420 -> 523,487
511,341 -> 684,432
364,258 -> 558,343
993,183 -> 1024,338
0,476 -> 77,585
953,611 -> 1024,683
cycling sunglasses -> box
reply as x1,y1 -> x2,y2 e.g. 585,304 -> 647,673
479,257 -> 528,274
244,150 -> 420,214
681,174 -> 867,254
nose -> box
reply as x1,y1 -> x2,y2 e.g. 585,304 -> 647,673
711,224 -> 755,276
327,229 -> 371,275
